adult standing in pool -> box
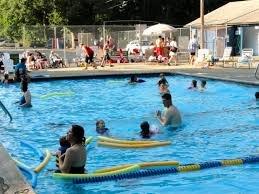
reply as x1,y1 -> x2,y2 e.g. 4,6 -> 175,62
57,125 -> 86,174
19,81 -> 32,107
156,93 -> 182,129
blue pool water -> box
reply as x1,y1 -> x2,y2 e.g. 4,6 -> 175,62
0,75 -> 258,193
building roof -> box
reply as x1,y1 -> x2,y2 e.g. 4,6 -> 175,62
185,0 -> 259,27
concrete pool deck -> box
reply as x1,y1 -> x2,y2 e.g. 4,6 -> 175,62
28,63 -> 259,85
0,144 -> 35,194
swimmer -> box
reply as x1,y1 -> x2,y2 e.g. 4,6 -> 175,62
157,73 -> 169,87
188,79 -> 197,90
255,92 -> 259,100
2,73 -> 9,84
96,119 -> 109,136
19,81 -> 32,107
128,75 -> 146,84
199,80 -> 207,91
140,121 -> 159,139
159,83 -> 170,95
55,136 -> 71,168
156,93 -> 182,128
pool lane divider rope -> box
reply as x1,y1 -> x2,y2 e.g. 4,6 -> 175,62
72,155 -> 259,184
97,136 -> 171,148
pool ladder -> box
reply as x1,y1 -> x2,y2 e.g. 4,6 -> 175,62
255,64 -> 259,80
0,100 -> 12,122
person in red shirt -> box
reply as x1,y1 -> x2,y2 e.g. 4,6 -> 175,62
80,44 -> 94,68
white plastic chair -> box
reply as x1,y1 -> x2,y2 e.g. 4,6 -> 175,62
218,47 -> 234,67
236,48 -> 254,69
3,59 -> 14,73
196,49 -> 210,66
2,53 -> 14,73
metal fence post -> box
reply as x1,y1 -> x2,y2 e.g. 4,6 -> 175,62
63,27 -> 68,67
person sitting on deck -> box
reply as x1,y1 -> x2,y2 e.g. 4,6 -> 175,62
49,50 -> 66,68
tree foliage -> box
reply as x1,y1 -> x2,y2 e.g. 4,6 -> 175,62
0,0 -> 244,40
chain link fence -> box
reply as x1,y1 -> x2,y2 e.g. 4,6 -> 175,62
0,25 -> 191,65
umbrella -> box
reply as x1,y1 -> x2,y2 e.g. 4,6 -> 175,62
142,23 -> 177,36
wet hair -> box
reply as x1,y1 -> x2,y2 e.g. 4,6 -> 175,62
255,92 -> 259,99
59,136 -> 70,147
71,125 -> 85,145
130,75 -> 137,82
192,80 -> 197,88
201,80 -> 207,87
162,93 -> 172,101
21,58 -> 26,63
158,78 -> 168,86
140,121 -> 150,139
96,119 -> 105,128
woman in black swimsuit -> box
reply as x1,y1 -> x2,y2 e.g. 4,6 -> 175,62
57,125 -> 86,174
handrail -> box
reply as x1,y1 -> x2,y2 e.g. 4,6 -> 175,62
0,100 -> 12,122
255,64 -> 259,80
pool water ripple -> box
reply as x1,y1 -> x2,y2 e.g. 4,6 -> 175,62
0,76 -> 258,193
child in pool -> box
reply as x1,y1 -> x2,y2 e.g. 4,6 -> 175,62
96,119 -> 109,136
2,73 -> 9,84
255,92 -> 259,100
128,75 -> 146,83
55,136 -> 71,168
199,80 -> 207,91
188,79 -> 198,90
140,121 -> 159,139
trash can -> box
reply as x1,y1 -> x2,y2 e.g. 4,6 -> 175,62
10,53 -> 20,64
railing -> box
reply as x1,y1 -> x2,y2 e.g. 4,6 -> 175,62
0,101 -> 12,122
255,64 -> 259,80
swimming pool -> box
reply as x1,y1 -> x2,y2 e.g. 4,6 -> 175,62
0,75 -> 258,193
